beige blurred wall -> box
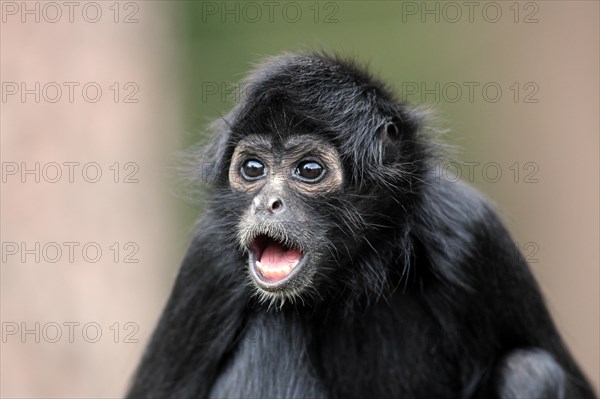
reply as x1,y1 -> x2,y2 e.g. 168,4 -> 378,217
1,3 -> 183,397
463,4 -> 600,391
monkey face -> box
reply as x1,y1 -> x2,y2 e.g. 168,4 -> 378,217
228,134 -> 344,303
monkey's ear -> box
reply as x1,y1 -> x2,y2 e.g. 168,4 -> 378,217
380,121 -> 400,146
379,120 -> 403,164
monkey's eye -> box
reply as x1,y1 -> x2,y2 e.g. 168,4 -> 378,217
294,160 -> 325,182
241,159 -> 266,181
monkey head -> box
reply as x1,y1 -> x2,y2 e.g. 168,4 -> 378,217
200,53 -> 427,307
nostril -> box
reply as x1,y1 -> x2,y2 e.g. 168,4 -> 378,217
268,198 -> 283,213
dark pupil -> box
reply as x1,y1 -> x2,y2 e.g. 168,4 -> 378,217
298,161 -> 323,180
242,160 -> 264,178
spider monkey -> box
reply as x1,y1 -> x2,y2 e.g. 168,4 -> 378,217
127,52 -> 596,399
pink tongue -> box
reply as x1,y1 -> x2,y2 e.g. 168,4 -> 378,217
260,243 -> 302,268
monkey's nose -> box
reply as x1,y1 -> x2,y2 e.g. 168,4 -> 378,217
267,197 -> 284,213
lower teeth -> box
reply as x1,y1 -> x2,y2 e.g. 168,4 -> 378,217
255,260 -> 299,274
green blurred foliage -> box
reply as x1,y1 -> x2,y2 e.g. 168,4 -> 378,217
171,0 -> 521,226
175,0 -> 502,147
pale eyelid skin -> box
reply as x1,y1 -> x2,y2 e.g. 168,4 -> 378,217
228,134 -> 344,194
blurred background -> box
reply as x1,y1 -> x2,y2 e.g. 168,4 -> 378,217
1,1 -> 598,397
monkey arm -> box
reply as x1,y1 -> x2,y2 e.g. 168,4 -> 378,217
415,178 -> 595,398
126,211 -> 249,399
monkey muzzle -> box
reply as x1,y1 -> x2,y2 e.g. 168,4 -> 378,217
249,234 -> 304,287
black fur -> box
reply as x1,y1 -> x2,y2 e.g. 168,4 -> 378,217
127,52 -> 596,399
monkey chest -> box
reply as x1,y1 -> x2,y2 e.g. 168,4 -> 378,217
208,314 -> 325,398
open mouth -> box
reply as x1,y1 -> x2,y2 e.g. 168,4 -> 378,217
249,235 -> 304,287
